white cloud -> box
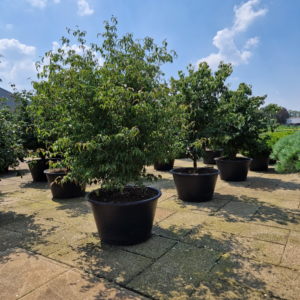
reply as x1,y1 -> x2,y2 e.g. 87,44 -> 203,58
53,0 -> 60,2
198,0 -> 267,69
78,0 -> 94,16
244,36 -> 260,49
6,24 -> 13,30
0,39 -> 37,90
27,0 -> 47,9
0,39 -> 36,56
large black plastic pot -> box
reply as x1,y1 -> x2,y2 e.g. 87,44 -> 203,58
250,157 -> 269,172
269,158 -> 276,165
154,159 -> 175,171
215,157 -> 252,181
26,158 -> 61,182
203,149 -> 223,165
44,169 -> 86,199
86,186 -> 161,246
170,168 -> 220,202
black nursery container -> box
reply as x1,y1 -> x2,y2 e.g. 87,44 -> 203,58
250,157 -> 269,171
44,169 -> 86,199
171,167 -> 220,202
215,157 -> 252,181
154,159 -> 175,171
86,186 -> 161,246
27,158 -> 61,182
203,149 -> 223,165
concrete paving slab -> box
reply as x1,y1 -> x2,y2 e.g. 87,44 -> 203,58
153,211 -> 209,240
154,207 -> 177,223
21,269 -> 145,300
128,242 -> 222,300
215,200 -> 259,220
202,217 -> 290,244
0,231 -> 39,252
184,228 -> 285,264
2,217 -> 66,238
190,279 -> 268,300
0,248 -> 67,300
49,236 -> 152,284
209,254 -> 300,300
158,196 -> 229,214
29,228 -> 88,256
118,235 -> 176,259
281,230 -> 300,270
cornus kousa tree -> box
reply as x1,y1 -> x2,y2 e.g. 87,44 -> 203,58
170,62 -> 233,171
213,83 -> 269,160
29,17 -> 185,190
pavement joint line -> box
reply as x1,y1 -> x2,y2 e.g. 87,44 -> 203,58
278,227 -> 292,266
124,239 -> 181,289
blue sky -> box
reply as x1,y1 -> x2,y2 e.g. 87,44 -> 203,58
1,0 -> 300,109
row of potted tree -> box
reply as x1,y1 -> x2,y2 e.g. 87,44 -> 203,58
2,18 -> 274,245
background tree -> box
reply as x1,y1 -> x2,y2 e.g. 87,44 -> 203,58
170,61 -> 233,170
276,107 -> 289,124
287,110 -> 300,118
260,103 -> 282,125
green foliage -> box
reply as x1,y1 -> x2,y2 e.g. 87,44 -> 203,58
29,17 -> 185,190
170,62 -> 233,169
213,83 -> 270,159
271,131 -> 300,173
260,103 -> 281,125
276,107 -> 289,124
240,136 -> 272,158
0,99 -> 26,173
262,130 -> 297,148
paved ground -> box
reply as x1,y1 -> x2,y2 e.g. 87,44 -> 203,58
1,159 -> 300,300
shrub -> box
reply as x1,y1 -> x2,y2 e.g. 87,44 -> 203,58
29,17 -> 185,190
271,131 -> 300,173
263,131 -> 297,149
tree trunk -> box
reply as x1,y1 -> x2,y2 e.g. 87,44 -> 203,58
228,151 -> 237,160
193,159 -> 197,172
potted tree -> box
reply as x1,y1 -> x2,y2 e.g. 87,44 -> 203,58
241,137 -> 272,171
0,99 -> 26,174
213,83 -> 269,181
29,17 -> 184,244
11,88 -> 61,181
203,140 -> 223,165
169,61 -> 233,202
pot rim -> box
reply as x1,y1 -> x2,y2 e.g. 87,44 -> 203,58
26,158 -> 61,164
43,168 -> 67,175
214,157 -> 253,162
86,185 -> 161,207
170,167 -> 220,176
205,149 -> 224,152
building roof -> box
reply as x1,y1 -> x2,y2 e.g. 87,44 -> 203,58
0,87 -> 15,108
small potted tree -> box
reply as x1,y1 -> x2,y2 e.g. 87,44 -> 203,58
11,88 -> 61,181
29,17 -> 184,244
241,137 -> 272,171
0,99 -> 26,174
213,83 -> 269,181
170,61 -> 233,202
203,139 -> 223,165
